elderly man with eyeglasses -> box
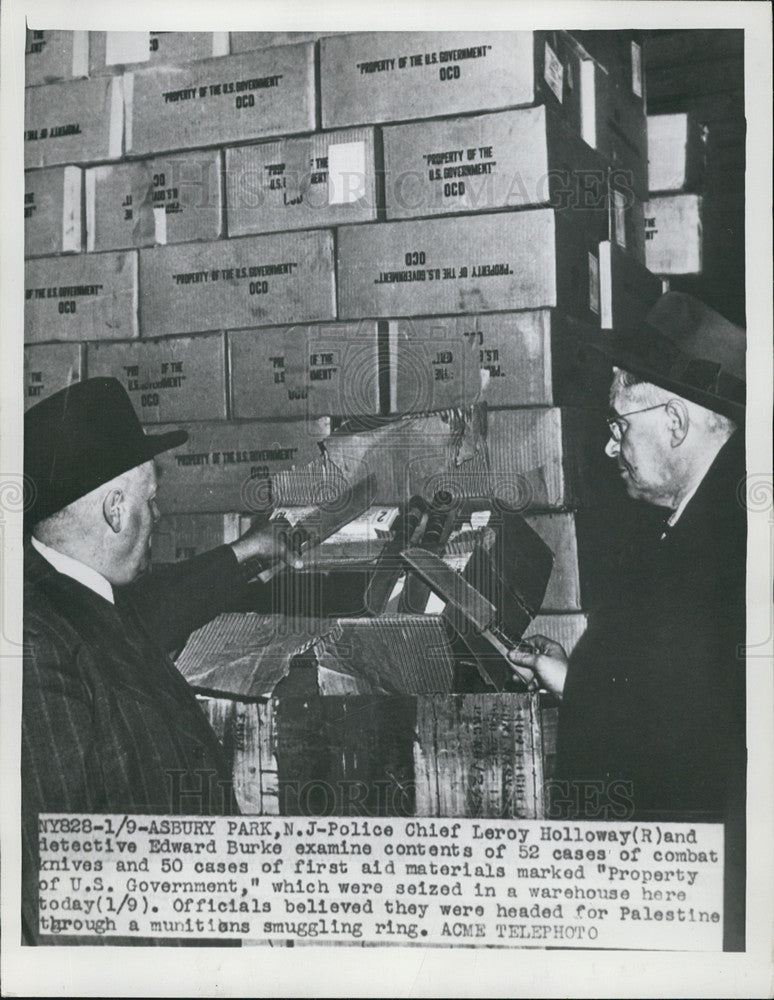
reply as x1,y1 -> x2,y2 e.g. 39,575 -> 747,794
510,292 -> 746,828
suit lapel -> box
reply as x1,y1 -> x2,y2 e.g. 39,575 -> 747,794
26,544 -> 225,752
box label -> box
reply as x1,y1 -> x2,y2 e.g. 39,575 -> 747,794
328,141 -> 367,205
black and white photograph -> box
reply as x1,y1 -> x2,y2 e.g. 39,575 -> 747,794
1,0 -> 772,996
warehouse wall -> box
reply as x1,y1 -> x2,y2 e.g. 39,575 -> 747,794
23,28 -> 745,637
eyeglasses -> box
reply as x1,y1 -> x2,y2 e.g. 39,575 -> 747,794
606,403 -> 669,442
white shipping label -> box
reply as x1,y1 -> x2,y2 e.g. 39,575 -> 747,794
328,141 -> 367,205
631,41 -> 643,98
588,251 -> 600,315
543,42 -> 564,103
105,31 -> 149,66
153,205 -> 167,245
613,190 -> 627,249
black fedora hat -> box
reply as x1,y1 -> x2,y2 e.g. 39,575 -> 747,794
589,292 -> 746,422
25,377 -> 188,529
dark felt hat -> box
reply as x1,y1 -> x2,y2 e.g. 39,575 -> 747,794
589,292 -> 746,422
24,377 -> 187,528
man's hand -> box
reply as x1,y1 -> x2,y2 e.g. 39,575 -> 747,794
229,519 -> 304,572
508,634 -> 568,700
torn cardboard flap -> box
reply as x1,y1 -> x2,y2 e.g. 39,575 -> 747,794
175,612 -> 327,698
313,616 -> 456,695
273,407 -> 490,506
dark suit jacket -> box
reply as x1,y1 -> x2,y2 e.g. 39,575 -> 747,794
22,543 -> 253,944
556,431 -> 746,821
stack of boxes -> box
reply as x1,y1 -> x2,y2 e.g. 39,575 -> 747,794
645,112 -> 708,276
25,28 -> 670,670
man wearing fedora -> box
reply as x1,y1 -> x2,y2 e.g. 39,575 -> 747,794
510,291 -> 746,815
22,377 -> 301,944
509,292 -> 746,942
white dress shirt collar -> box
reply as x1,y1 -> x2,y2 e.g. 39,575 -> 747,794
30,535 -> 115,605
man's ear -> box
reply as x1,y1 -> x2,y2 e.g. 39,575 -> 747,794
665,398 -> 690,447
102,488 -> 124,533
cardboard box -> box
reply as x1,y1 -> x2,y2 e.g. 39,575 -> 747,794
647,113 -> 706,193
25,251 -> 138,343
126,43 -> 316,156
89,31 -> 229,75
225,127 -> 379,236
25,29 -> 88,87
24,76 -> 123,168
153,417 -> 331,513
599,240 -> 663,330
382,106 -> 609,221
24,342 -> 84,409
85,150 -> 223,252
151,513 -> 241,565
321,31 -> 587,130
337,208 -> 607,324
644,194 -> 703,275
138,230 -> 336,337
25,166 -> 82,257
87,333 -> 227,423
230,32 -> 335,54
229,321 -> 381,420
390,311 -> 610,414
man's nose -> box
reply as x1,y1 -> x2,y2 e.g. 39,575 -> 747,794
604,434 -> 620,459
150,498 -> 161,523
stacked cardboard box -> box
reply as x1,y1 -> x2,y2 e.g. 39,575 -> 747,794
125,44 -> 316,155
87,333 -> 227,423
229,322 -> 382,420
322,31 -> 591,134
85,150 -> 223,251
24,250 -> 138,342
226,127 -> 379,235
21,28 -> 675,715
24,76 -> 123,168
337,208 -> 607,323
25,29 -> 89,87
25,166 -> 82,256
644,111 -> 709,277
382,106 -> 608,220
23,342 -> 84,409
151,513 -> 241,566
138,230 -> 336,336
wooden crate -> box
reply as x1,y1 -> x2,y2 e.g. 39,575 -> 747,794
199,692 -> 547,818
